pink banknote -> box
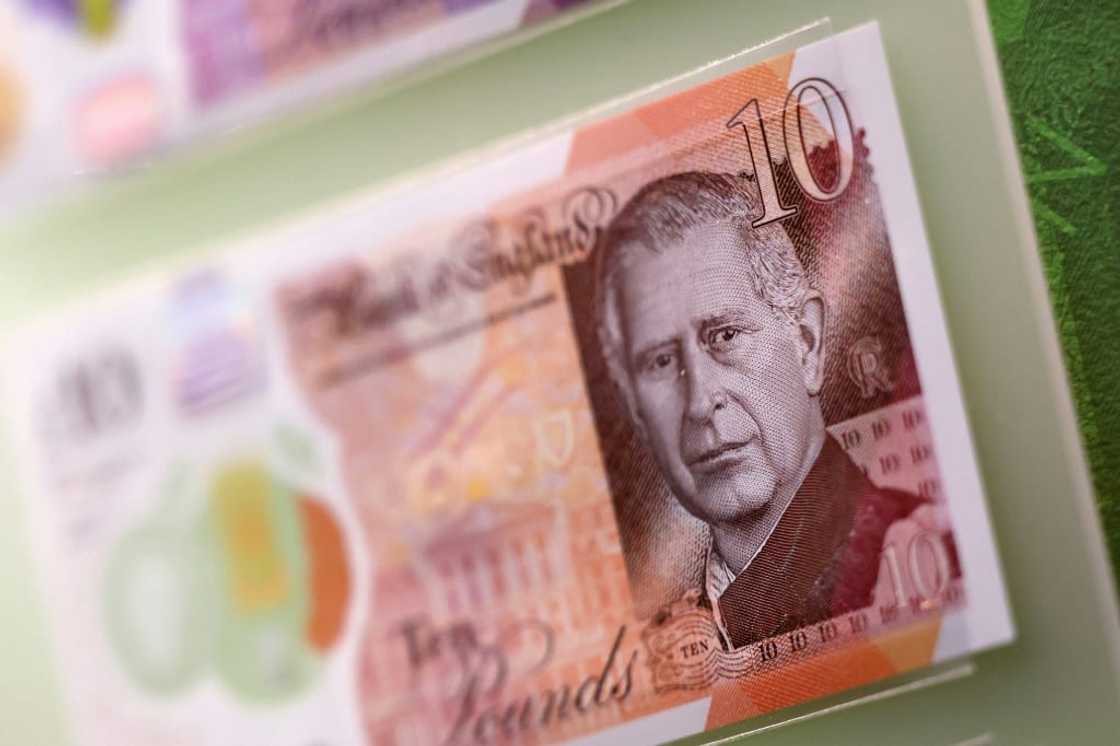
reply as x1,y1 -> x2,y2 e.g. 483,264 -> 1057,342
182,0 -> 596,106
5,22 -> 1012,746
0,1 -> 599,212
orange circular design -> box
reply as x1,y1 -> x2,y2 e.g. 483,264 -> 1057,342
0,65 -> 21,160
299,497 -> 352,651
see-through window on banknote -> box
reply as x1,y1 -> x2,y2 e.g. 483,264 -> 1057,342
4,21 -> 1013,746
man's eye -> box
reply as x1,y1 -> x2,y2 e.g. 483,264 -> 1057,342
641,349 -> 678,378
707,326 -> 743,352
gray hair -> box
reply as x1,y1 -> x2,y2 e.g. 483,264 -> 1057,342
594,171 -> 813,426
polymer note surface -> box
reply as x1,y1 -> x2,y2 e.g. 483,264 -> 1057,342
4,22 -> 1013,746
0,0 -> 596,210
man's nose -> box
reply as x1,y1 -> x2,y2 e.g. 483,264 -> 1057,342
684,346 -> 726,423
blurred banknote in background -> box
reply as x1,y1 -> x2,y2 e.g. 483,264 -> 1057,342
0,0 -> 598,211
3,22 -> 1013,746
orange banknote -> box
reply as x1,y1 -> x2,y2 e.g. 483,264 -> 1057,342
5,22 -> 1012,746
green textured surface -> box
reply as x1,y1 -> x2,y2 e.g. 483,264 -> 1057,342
990,0 -> 1120,586
0,1 -> 1118,744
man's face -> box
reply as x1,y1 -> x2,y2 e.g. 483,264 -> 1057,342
617,221 -> 823,527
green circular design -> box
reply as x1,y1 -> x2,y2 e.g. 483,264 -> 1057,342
213,613 -> 318,704
103,525 -> 211,695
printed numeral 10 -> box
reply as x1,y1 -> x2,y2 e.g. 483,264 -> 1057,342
880,530 -> 954,606
727,77 -> 855,227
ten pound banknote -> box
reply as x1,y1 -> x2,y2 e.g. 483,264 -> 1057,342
3,22 -> 1014,746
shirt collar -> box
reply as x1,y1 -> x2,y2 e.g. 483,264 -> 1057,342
703,539 -> 736,650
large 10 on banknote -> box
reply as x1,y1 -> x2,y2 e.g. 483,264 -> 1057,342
4,22 -> 1013,746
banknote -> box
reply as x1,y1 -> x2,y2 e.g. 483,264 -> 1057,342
0,0 -> 598,212
3,22 -> 1013,746
182,0 -> 597,108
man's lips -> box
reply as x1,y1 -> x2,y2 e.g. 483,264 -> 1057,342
686,441 -> 752,473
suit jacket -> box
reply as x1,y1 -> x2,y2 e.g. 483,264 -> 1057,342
710,436 -> 925,650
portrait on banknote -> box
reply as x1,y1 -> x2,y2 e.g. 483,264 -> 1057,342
556,69 -> 962,639
565,167 -> 943,650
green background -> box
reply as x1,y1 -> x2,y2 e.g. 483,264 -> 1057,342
989,0 -> 1120,585
1,1 -> 1118,744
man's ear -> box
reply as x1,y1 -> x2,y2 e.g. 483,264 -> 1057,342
797,293 -> 826,396
609,358 -> 649,443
